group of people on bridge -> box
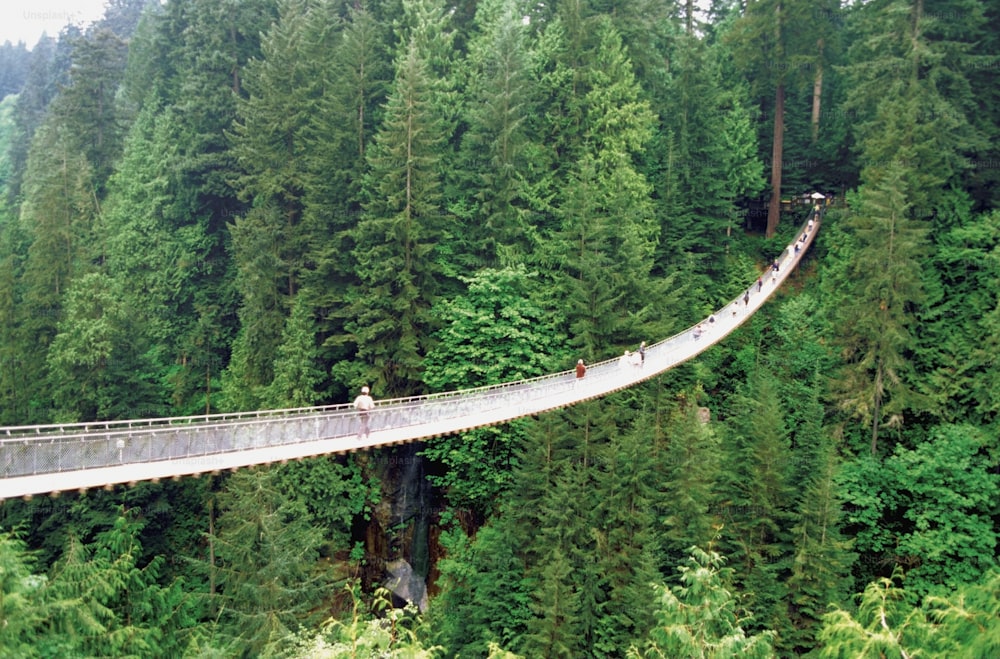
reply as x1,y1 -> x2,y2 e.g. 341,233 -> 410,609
348,202 -> 822,440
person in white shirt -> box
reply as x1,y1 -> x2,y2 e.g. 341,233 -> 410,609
353,385 -> 375,438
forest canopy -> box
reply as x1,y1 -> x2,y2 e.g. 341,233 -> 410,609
0,0 -> 997,656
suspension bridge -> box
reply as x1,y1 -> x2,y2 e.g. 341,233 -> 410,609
0,218 -> 820,500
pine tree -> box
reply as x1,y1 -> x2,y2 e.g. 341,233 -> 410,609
429,523 -> 534,657
784,436 -> 856,653
725,0 -> 828,237
627,545 -> 776,659
348,34 -> 450,396
656,399 -> 724,572
832,169 -> 927,455
47,28 -> 129,193
0,531 -> 49,657
817,570 -> 934,658
265,294 -> 325,408
522,545 -> 584,659
207,467 -> 330,657
842,0 -> 985,221
718,368 -> 796,638
652,32 -> 763,276
451,0 -> 538,267
45,272 -> 162,421
42,511 -> 201,658
590,422 -> 660,653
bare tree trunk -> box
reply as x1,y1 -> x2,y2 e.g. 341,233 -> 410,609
812,39 -> 824,143
766,83 -> 785,238
208,497 -> 216,613
870,361 -> 883,456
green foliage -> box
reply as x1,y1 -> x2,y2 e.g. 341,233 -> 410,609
818,568 -> 1000,658
831,171 -> 928,455
839,424 -> 998,596
206,467 -> 332,657
817,569 -> 932,659
46,271 -> 163,421
41,510 -> 201,658
101,101 -> 226,417
885,425 -> 998,594
265,294 -> 325,408
348,31 -> 450,396
271,455 -> 377,550
842,0 -> 986,220
288,582 -> 441,657
924,570 -> 1000,658
627,545 -> 776,659
656,400 -> 724,571
2,2 -> 1000,657
0,531 -> 48,657
916,200 -> 1000,423
428,524 -> 534,657
451,0 -> 538,267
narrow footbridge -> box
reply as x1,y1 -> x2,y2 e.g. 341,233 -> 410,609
1,221 -> 820,500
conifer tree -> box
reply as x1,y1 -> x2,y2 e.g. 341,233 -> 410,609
718,368 -> 796,638
348,34 -> 450,395
912,197 -> 1000,424
42,511 -> 200,658
785,436 -> 856,653
842,0 -> 985,221
590,422 -> 660,652
817,570 -> 933,658
265,294 -> 324,408
0,531 -> 50,657
429,523 -> 534,657
451,0 -> 538,267
652,32 -> 763,276
48,28 -> 129,193
832,169 -> 926,455
725,0 -> 828,237
5,34 -> 72,206
656,400 -> 724,572
627,545 -> 776,659
101,101 -> 231,416
522,540 -> 584,658
207,467 -> 329,657
12,120 -> 98,422
46,272 -> 162,421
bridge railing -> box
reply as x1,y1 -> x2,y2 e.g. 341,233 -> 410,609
0,214 -> 820,484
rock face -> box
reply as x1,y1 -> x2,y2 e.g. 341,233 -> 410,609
358,443 -> 435,602
383,558 -> 430,612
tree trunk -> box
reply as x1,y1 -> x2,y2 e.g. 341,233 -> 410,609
766,83 -> 785,238
812,39 -> 824,143
870,360 -> 883,456
208,496 -> 216,613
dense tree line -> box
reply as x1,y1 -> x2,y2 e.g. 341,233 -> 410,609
1,0 -> 997,656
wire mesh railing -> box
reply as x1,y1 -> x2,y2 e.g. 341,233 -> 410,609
0,214 -> 821,496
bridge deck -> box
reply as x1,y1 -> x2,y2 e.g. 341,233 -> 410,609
0,220 -> 819,499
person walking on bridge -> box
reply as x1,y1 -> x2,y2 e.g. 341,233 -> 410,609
354,385 -> 375,438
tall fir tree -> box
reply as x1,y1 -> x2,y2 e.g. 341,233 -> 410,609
347,34 -> 450,396
450,0 -> 539,267
831,169 -> 927,455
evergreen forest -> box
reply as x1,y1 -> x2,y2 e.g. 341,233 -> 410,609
1,0 -> 999,656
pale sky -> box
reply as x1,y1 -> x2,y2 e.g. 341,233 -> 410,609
1,0 -> 109,48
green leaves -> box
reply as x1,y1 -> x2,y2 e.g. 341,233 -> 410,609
839,424 -> 998,596
628,546 -> 776,659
